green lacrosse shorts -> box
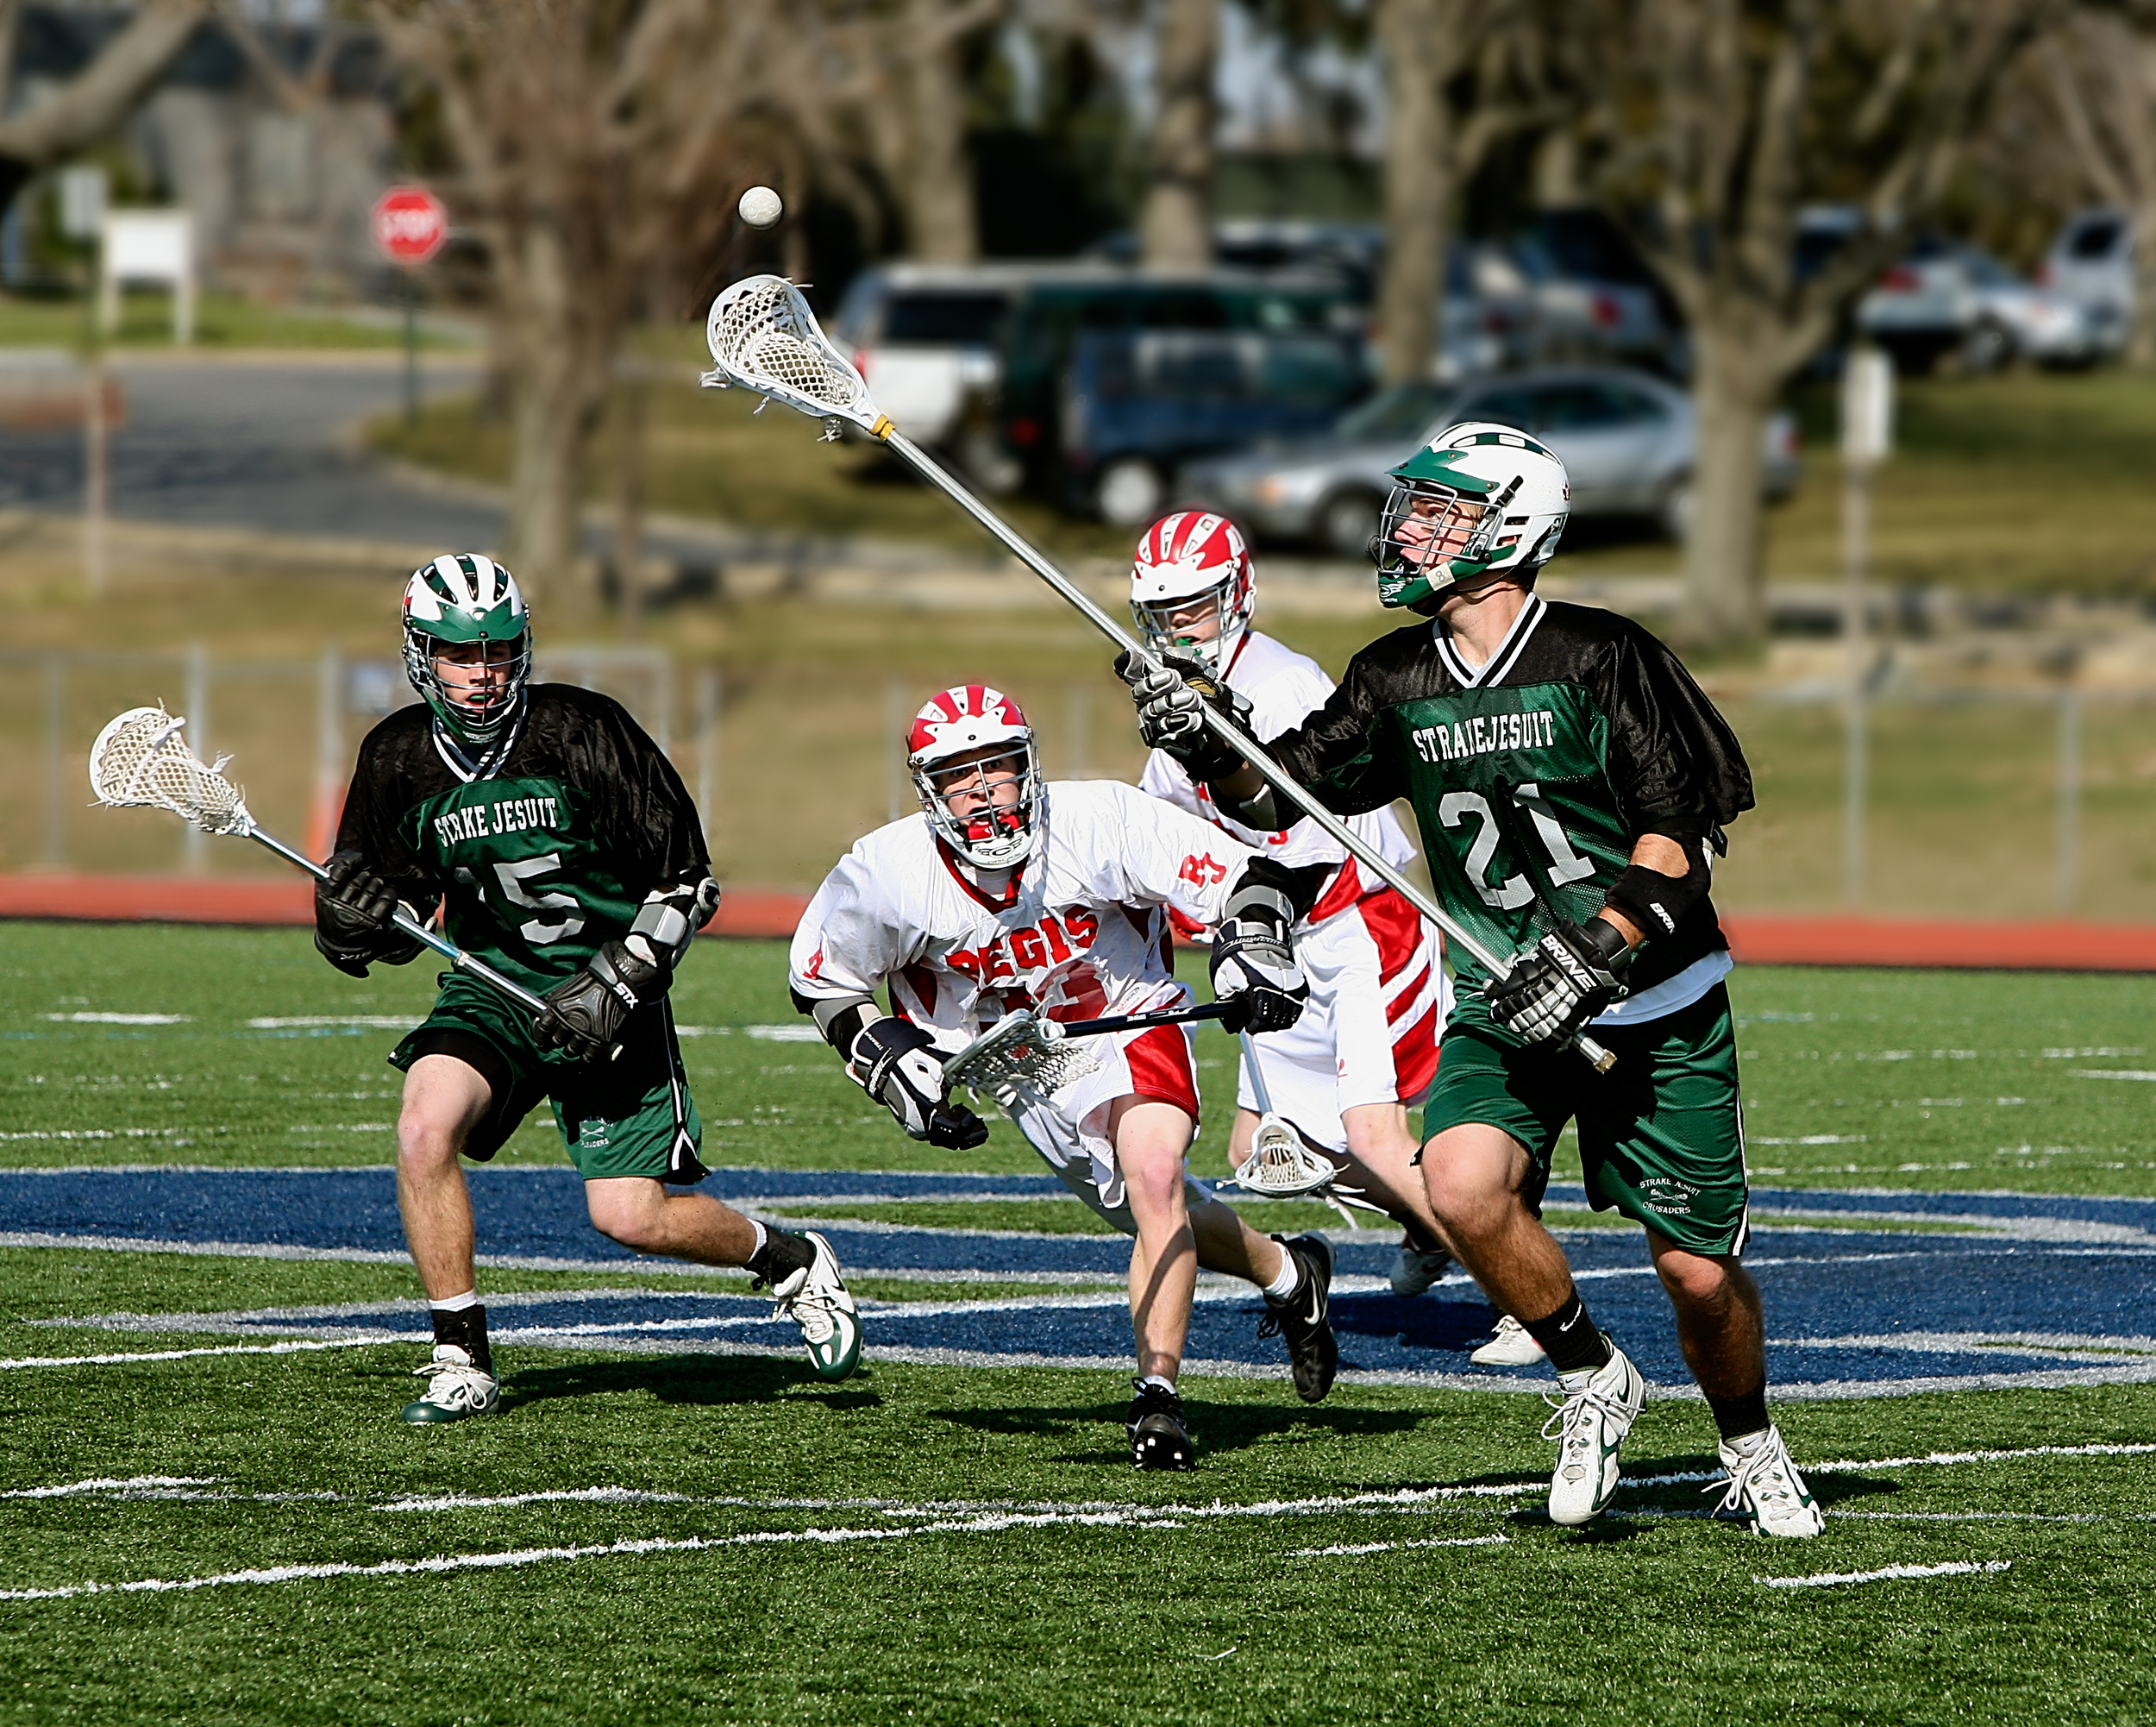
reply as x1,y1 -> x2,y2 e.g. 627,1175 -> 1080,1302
1425,983 -> 1749,1255
389,970 -> 707,1184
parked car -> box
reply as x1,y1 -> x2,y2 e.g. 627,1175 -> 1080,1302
828,264 -> 1029,445
1493,209 -> 1683,373
2041,209 -> 2134,356
968,267 -> 1364,497
1061,325 -> 1371,524
1175,366 -> 1800,557
1858,239 -> 2096,372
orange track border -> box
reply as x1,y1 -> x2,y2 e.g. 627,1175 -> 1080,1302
7,876 -> 2156,970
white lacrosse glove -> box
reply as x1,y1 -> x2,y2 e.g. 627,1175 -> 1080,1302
1113,650 -> 1250,781
1488,919 -> 1633,1046
849,1019 -> 988,1150
1209,882 -> 1307,1034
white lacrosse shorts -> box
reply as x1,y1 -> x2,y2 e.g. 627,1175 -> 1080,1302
1237,884 -> 1445,1152
1003,1016 -> 1214,1236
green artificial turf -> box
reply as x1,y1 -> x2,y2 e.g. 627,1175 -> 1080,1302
2,925 -> 2154,1723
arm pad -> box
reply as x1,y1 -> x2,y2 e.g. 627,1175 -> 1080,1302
793,988 -> 881,1056
627,871 -> 721,969
1602,834 -> 1711,941
1228,858 -> 1334,925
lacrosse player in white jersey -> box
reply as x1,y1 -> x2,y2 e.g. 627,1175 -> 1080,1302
1126,513 -> 1541,1364
790,683 -> 1341,1471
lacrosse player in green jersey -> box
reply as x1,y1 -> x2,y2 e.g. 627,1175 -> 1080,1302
314,553 -> 862,1423
1120,425 -> 1824,1537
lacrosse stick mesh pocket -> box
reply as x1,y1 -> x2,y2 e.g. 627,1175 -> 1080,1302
88,706 -> 251,834
1232,1117 -> 1345,1198
706,276 -> 876,422
945,1017 -> 1101,1106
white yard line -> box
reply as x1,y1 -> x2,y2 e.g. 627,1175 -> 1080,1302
0,1338 -> 385,1370
1291,1534 -> 1510,1557
1756,1560 -> 2012,1589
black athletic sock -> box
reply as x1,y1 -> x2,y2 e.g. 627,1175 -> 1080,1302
1706,1384 -> 1771,1442
746,1228 -> 817,1289
1522,1291 -> 1611,1376
430,1303 -> 492,1375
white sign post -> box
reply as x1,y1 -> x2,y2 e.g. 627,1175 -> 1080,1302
1839,347 -> 1894,910
100,210 -> 194,344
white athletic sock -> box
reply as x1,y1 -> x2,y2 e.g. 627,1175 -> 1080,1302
746,1219 -> 768,1259
1139,1373 -> 1176,1397
429,1290 -> 480,1313
1261,1245 -> 1303,1302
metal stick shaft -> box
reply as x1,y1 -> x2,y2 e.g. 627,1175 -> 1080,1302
881,428 -> 1615,1076
243,826 -> 549,1014
1238,1030 -> 1277,1115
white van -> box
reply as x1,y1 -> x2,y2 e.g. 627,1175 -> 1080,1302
2042,210 -> 2134,356
829,265 -> 1033,446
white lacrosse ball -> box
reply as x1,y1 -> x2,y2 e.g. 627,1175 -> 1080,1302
737,185 -> 784,229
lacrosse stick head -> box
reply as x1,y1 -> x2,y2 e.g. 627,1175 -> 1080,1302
702,275 -> 887,436
943,1010 -> 1101,1107
88,706 -> 253,836
1231,1115 -> 1348,1200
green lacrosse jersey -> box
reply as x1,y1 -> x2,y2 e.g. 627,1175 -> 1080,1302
1265,593 -> 1754,999
332,686 -> 708,992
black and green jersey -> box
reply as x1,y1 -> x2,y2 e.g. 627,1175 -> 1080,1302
1267,594 -> 1753,995
334,686 -> 709,992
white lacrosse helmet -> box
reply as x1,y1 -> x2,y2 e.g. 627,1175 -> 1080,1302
1375,423 -> 1570,612
1130,511 -> 1256,673
402,553 -> 532,748
906,684 -> 1044,870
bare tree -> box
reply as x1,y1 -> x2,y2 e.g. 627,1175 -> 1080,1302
0,0 -> 212,215
842,0 -> 1004,261
1141,0 -> 1217,267
1570,0 -> 2051,647
1373,0 -> 1540,386
373,0 -> 802,598
2039,9 -> 2156,365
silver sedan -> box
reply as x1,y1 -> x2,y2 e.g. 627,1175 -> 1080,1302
1177,367 -> 1801,557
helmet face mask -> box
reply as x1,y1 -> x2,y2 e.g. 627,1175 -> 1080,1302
1130,512 -> 1255,674
402,554 -> 532,748
907,685 -> 1044,870
1374,424 -> 1570,612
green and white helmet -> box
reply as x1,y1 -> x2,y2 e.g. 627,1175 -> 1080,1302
401,553 -> 532,747
1374,422 -> 1570,611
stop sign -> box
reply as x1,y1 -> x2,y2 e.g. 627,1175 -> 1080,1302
372,185 -> 448,267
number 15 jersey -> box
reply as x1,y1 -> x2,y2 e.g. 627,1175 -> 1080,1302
1263,593 -> 1754,1012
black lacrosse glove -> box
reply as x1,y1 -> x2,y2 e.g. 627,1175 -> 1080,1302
1209,882 -> 1307,1034
1488,918 -> 1633,1047
534,939 -> 666,1063
1113,650 -> 1252,783
849,1018 -> 987,1150
313,848 -> 423,978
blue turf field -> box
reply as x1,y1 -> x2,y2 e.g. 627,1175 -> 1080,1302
9,1164 -> 2153,1400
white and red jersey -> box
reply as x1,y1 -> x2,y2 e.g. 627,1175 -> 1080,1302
1138,629 -> 1418,879
789,779 -> 1257,1048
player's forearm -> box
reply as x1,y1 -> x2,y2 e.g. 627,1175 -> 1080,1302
1598,832 -> 1706,950
1208,763 -> 1277,828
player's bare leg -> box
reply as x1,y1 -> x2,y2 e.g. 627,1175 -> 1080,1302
1647,1231 -> 1765,1397
394,1053 -> 501,1422
1113,1097 -> 1203,1383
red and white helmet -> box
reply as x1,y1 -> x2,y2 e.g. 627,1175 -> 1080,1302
1130,511 -> 1256,674
906,684 -> 1044,870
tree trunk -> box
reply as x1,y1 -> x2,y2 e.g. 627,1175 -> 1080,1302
1376,0 -> 1450,386
498,223 -> 611,598
1140,0 -> 1216,269
2131,186 -> 2156,368
1679,322 -> 1777,647
899,4 -> 979,261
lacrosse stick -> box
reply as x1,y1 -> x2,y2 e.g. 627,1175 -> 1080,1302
1225,1031 -> 1386,1228
942,1001 -> 1234,1107
701,275 -> 1614,1076
88,706 -> 548,1016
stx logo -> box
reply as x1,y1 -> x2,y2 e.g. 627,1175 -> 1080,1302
943,907 -> 1100,985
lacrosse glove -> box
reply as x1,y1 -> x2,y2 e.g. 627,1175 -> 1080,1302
1113,650 -> 1252,782
313,849 -> 423,978
849,1018 -> 987,1150
534,939 -> 665,1063
1209,881 -> 1307,1034
1488,918 -> 1633,1047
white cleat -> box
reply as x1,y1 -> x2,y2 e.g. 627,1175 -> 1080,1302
1540,1342 -> 1645,1526
1470,1312 -> 1547,1366
400,1344 -> 500,1424
1388,1238 -> 1454,1298
1710,1424 -> 1826,1537
771,1230 -> 863,1382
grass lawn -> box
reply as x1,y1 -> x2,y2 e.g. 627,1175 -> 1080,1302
0,926 -> 2152,1723
0,290 -> 473,353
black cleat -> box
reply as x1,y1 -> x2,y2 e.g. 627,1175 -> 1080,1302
1128,1378 -> 1196,1471
1259,1232 -> 1338,1404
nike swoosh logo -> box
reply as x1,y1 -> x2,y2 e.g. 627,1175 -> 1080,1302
1557,1313 -> 1582,1331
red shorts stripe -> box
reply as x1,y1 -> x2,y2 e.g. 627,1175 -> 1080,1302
1123,1023 -> 1200,1121
1355,887 -> 1427,985
1392,1002 -> 1441,1102
1307,857 -> 1363,924
1386,962 -> 1433,1026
